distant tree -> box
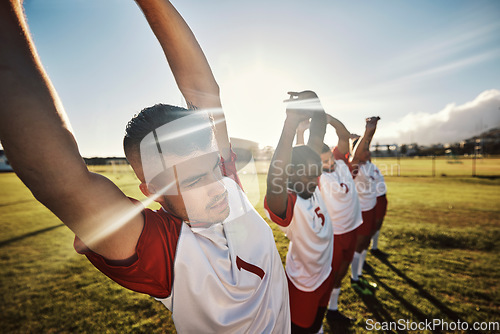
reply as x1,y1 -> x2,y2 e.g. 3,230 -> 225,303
400,144 -> 408,155
386,144 -> 391,156
412,143 -> 421,156
418,144 -> 448,156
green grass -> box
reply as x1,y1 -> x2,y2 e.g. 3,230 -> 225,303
1,159 -> 499,333
371,156 -> 500,177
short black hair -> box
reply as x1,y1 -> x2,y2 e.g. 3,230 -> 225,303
123,104 -> 213,180
291,145 -> 321,169
321,143 -> 331,154
352,138 -> 359,149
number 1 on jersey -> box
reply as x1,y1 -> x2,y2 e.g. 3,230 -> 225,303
236,256 -> 265,280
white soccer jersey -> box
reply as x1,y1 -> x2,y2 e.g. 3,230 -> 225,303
266,187 -> 333,292
157,178 -> 290,334
354,161 -> 377,211
373,164 -> 387,196
319,159 -> 362,235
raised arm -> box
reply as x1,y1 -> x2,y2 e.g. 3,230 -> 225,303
295,120 -> 310,146
266,113 -> 308,218
349,133 -> 361,156
351,117 -> 380,168
266,91 -> 322,217
287,91 -> 326,155
0,1 -> 143,260
326,114 -> 351,155
305,96 -> 326,156
135,0 -> 230,159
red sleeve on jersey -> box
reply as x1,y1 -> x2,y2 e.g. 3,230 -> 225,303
220,146 -> 243,189
74,208 -> 183,299
333,146 -> 354,174
264,191 -> 298,227
333,146 -> 349,163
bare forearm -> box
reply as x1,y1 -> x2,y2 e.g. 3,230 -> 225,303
267,119 -> 296,194
328,115 -> 350,141
307,111 -> 326,155
296,129 -> 305,145
0,2 -> 87,195
266,118 -> 298,216
352,127 -> 375,164
135,0 -> 229,158
135,0 -> 219,106
0,1 -> 144,261
327,114 -> 350,154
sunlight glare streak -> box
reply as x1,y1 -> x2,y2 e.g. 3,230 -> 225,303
154,108 -> 222,143
85,179 -> 177,247
84,111 -> 254,246
220,66 -> 301,147
284,97 -> 324,113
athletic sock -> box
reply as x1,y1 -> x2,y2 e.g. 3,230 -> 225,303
351,252 -> 361,280
371,230 -> 380,250
358,249 -> 367,276
328,288 -> 341,311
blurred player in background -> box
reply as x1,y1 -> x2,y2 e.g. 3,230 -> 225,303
265,91 -> 334,333
297,114 -> 368,329
349,117 -> 380,292
370,163 -> 389,257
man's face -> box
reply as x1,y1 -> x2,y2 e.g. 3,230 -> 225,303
289,160 -> 321,199
320,151 -> 335,172
151,151 -> 230,227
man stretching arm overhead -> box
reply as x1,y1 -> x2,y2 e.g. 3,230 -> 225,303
0,1 -> 289,332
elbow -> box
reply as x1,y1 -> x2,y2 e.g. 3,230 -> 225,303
211,82 -> 221,96
181,83 -> 221,109
197,80 -> 220,96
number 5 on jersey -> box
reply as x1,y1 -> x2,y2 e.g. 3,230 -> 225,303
314,207 -> 325,226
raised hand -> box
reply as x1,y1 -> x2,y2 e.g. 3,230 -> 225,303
284,90 -> 324,124
284,90 -> 319,102
365,116 -> 380,131
297,119 -> 311,133
350,133 -> 361,141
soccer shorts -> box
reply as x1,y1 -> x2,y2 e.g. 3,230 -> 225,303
332,228 -> 357,272
287,270 -> 334,328
375,194 -> 388,222
358,207 -> 376,236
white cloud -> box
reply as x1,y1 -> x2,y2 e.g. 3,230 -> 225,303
378,89 -> 500,145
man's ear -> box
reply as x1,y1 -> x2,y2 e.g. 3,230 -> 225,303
139,182 -> 153,197
140,182 -> 167,208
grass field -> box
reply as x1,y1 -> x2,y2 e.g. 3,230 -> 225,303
1,159 -> 499,333
371,156 -> 500,178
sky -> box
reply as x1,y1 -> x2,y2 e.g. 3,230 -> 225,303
18,0 -> 500,157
